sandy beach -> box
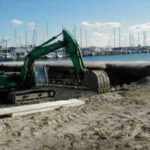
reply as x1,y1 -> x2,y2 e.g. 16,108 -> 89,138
0,79 -> 150,150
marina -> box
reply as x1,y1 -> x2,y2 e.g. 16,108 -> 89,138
0,45 -> 150,61
1,0 -> 150,150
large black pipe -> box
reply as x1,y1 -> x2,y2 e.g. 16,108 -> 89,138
0,61 -> 150,85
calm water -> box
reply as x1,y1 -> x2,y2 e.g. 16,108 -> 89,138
48,53 -> 150,62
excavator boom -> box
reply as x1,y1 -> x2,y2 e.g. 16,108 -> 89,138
20,29 -> 85,88
0,29 -> 85,89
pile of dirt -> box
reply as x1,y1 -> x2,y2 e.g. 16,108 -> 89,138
0,83 -> 150,150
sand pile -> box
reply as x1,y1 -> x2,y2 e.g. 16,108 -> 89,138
0,82 -> 150,150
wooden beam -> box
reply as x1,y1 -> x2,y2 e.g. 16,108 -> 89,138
0,99 -> 85,118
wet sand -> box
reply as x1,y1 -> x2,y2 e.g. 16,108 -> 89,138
0,81 -> 150,150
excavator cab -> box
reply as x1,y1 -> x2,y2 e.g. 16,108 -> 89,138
33,65 -> 49,86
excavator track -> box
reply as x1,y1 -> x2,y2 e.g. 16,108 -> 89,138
82,70 -> 110,93
7,88 -> 55,105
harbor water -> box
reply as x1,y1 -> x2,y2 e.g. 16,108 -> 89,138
46,53 -> 150,62
2,53 -> 150,62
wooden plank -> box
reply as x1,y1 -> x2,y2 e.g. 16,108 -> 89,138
0,99 -> 85,118
12,107 -> 59,117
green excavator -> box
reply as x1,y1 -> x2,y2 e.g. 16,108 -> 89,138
0,29 -> 110,104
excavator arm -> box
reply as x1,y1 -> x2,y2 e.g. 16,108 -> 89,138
20,29 -> 85,88
0,29 -> 85,89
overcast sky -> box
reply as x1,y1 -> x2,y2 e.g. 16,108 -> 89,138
0,0 -> 150,47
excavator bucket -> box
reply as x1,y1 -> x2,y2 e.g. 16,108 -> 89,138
82,70 -> 110,93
